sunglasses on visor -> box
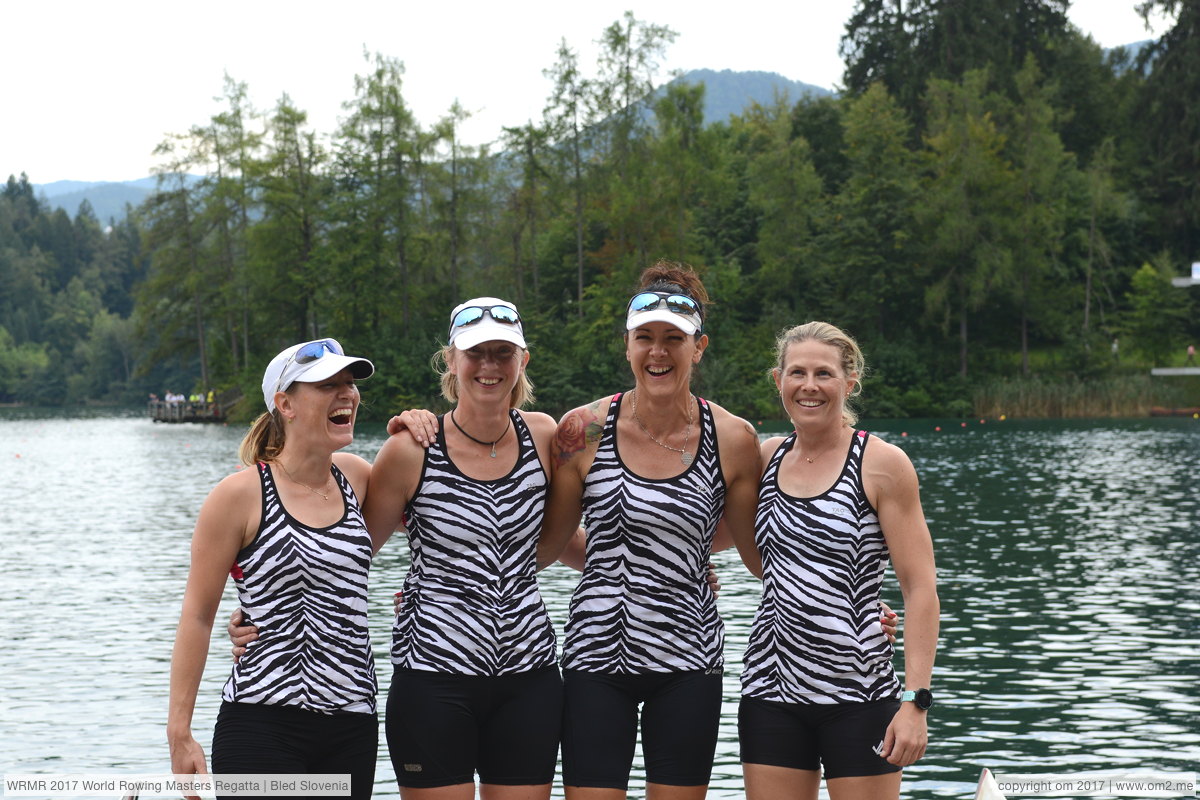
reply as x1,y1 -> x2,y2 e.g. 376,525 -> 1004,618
627,292 -> 702,319
275,339 -> 343,394
449,305 -> 522,335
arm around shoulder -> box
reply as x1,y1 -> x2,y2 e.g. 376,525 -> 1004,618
362,432 -> 424,554
537,399 -> 609,570
709,404 -> 763,578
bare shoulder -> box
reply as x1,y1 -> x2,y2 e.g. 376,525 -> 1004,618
520,409 -> 558,439
195,466 -> 260,541
375,428 -> 425,461
208,465 -> 260,505
862,434 -> 920,496
705,399 -> 759,453
333,452 -> 372,496
554,395 -> 614,468
760,435 -> 787,463
370,429 -> 427,484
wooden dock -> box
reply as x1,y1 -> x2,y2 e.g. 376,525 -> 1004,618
149,388 -> 242,423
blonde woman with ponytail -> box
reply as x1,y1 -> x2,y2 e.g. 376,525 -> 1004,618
168,338 -> 379,799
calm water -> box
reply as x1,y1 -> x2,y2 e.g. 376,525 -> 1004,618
1,411 -> 1198,799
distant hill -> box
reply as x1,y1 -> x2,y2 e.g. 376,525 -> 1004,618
667,69 -> 832,125
35,177 -> 159,223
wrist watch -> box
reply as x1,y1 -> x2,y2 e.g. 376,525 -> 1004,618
901,688 -> 934,710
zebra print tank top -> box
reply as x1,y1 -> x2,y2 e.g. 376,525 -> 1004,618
561,393 -> 726,673
222,462 -> 377,714
393,409 -> 557,675
741,430 -> 899,704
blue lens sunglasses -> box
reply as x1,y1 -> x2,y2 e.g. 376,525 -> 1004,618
449,305 -> 522,336
275,338 -> 343,394
627,292 -> 702,326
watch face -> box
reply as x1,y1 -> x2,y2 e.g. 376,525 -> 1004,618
915,688 -> 934,710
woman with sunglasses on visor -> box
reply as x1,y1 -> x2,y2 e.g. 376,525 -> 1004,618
739,321 -> 939,800
168,338 -> 379,798
361,297 -> 564,800
534,261 -> 764,800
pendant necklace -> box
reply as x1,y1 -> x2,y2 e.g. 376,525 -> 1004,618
451,408 -> 510,458
795,431 -> 841,464
630,389 -> 694,466
278,461 -> 330,500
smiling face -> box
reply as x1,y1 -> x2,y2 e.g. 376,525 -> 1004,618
625,321 -> 708,398
774,340 -> 858,429
448,340 -> 528,405
274,366 -> 361,450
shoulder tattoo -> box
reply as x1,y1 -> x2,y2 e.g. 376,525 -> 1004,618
555,399 -> 605,467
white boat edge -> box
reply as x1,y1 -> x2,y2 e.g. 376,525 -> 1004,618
976,767 -> 1008,800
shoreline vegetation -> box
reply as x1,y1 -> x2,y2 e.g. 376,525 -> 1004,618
4,375 -> 1197,422
3,7 -> 1199,418
974,375 -> 1200,418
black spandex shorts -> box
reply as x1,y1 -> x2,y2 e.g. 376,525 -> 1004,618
738,696 -> 903,779
211,701 -> 377,800
385,665 -> 562,788
560,668 -> 723,790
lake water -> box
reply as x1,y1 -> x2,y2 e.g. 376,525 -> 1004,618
1,411 -> 1198,799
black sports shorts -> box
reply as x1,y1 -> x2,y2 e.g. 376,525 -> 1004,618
561,668 -> 723,790
385,665 -> 562,788
738,696 -> 903,779
211,701 -> 377,800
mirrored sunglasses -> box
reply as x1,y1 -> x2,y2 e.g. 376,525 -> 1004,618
276,339 -> 343,394
449,305 -> 522,336
627,292 -> 702,319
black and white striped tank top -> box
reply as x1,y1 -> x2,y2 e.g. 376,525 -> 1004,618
561,393 -> 726,673
741,430 -> 899,704
393,409 -> 557,675
222,462 -> 377,714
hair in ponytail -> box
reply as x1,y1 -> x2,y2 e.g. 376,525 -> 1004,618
238,409 -> 288,467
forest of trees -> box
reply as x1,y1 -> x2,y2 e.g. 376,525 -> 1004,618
2,0 -> 1197,420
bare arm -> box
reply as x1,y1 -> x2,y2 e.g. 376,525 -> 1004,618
710,406 -> 764,578
362,431 -> 424,554
868,439 -> 940,767
537,398 -> 608,570
168,474 -> 255,781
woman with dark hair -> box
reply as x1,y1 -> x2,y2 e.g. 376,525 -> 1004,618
537,261 -> 764,800
168,338 -> 378,799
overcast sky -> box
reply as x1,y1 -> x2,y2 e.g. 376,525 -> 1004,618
1,0 -> 1171,184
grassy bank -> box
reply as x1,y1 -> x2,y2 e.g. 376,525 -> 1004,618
974,374 -> 1200,418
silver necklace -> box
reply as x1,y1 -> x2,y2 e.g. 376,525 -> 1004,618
451,408 -> 510,458
630,389 -> 694,466
278,462 -> 330,500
